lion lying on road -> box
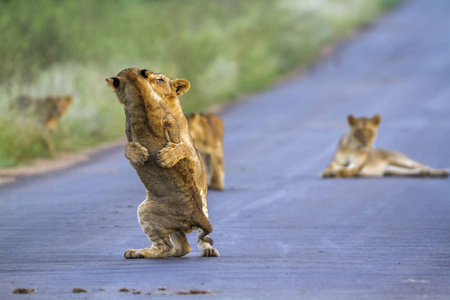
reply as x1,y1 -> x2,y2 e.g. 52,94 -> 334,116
106,68 -> 219,258
322,114 -> 449,178
186,112 -> 225,190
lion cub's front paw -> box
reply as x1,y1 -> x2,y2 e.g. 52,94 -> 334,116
124,249 -> 145,259
125,142 -> 149,166
156,142 -> 180,168
321,169 -> 335,178
201,248 -> 219,257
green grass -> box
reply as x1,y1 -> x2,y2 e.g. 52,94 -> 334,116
0,0 -> 403,167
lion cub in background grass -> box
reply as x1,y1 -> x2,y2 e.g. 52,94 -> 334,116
12,95 -> 72,154
322,114 -> 449,178
186,112 -> 225,190
15,95 -> 73,133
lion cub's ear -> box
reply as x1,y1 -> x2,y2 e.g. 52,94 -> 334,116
190,113 -> 201,122
105,77 -> 121,90
347,114 -> 357,126
172,79 -> 190,96
371,114 -> 381,126
139,69 -> 152,78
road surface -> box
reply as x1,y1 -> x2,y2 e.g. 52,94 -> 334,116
1,0 -> 450,298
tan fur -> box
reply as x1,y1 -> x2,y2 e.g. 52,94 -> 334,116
186,113 -> 225,190
15,95 -> 73,133
322,114 -> 449,178
106,68 -> 219,258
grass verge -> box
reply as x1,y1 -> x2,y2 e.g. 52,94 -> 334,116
0,0 -> 403,167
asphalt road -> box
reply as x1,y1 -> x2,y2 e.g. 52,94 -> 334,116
1,0 -> 450,299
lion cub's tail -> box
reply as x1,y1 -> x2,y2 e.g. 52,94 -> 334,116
194,211 -> 213,244
197,229 -> 214,245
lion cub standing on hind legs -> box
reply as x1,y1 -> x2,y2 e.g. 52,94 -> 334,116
322,114 -> 449,178
106,68 -> 219,258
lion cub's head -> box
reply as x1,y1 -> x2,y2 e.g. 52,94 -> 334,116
46,95 -> 73,117
106,68 -> 190,107
143,70 -> 190,103
347,114 -> 381,148
44,95 -> 73,132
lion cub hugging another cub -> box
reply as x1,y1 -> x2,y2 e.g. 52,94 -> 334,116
106,68 -> 219,258
322,114 -> 448,178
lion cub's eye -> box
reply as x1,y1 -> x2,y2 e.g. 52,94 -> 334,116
157,78 -> 165,82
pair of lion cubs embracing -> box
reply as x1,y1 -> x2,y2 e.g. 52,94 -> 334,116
106,68 -> 447,260
106,68 -> 221,258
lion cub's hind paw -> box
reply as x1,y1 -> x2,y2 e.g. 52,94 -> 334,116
426,168 -> 449,178
209,183 -> 224,191
124,249 -> 145,259
201,248 -> 219,257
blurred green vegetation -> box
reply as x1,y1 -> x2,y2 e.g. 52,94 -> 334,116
0,0 -> 403,167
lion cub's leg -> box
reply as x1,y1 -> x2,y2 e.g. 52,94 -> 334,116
44,117 -> 59,134
123,232 -> 175,259
424,168 -> 449,177
203,154 -> 212,183
156,142 -> 190,168
385,165 -> 448,177
170,232 -> 191,257
125,142 -> 149,166
385,152 -> 449,177
197,230 -> 219,257
387,152 -> 427,169
40,133 -> 55,156
384,165 -> 424,176
321,163 -> 344,177
209,153 -> 225,190
322,163 -> 361,177
334,165 -> 363,177
124,200 -> 175,259
321,151 -> 349,177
